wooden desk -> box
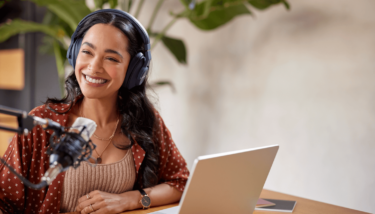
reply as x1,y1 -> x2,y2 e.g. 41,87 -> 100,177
64,189 -> 370,214
255,189 -> 369,214
121,189 -> 370,214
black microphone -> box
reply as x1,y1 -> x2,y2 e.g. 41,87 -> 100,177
42,117 -> 97,185
0,111 -> 97,189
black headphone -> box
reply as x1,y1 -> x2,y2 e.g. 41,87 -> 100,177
66,9 -> 151,89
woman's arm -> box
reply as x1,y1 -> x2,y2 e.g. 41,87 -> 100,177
75,183 -> 182,213
123,183 -> 182,210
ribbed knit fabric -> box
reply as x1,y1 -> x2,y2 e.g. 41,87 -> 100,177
60,149 -> 136,212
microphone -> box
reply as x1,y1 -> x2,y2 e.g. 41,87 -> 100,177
42,117 -> 97,185
0,111 -> 97,189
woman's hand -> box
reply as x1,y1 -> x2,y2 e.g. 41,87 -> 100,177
75,183 -> 182,213
75,190 -> 137,214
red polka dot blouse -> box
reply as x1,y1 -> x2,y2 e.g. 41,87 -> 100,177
0,102 -> 189,213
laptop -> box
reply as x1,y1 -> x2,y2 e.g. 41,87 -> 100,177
151,145 -> 279,214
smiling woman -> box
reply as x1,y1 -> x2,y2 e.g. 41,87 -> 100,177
76,23 -> 131,99
0,9 -> 189,214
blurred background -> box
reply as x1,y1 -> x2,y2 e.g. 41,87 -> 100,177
0,0 -> 374,213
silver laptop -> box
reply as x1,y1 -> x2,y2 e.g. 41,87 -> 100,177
151,145 -> 279,214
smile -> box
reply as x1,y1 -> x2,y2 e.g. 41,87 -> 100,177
83,74 -> 108,84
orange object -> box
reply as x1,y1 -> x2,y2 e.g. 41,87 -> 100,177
0,114 -> 17,156
0,49 -> 25,90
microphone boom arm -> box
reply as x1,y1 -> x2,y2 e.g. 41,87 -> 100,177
0,104 -> 97,190
0,104 -> 34,135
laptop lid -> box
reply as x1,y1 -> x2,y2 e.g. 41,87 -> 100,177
177,145 -> 279,214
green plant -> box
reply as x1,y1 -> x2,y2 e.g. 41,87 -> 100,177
0,0 -> 289,96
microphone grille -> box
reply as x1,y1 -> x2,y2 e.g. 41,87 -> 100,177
70,117 -> 97,141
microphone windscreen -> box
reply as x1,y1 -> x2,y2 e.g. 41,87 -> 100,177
70,117 -> 97,141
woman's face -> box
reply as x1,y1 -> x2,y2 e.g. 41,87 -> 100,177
75,23 -> 131,100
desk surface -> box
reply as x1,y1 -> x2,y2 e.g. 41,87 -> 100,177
121,189 -> 370,214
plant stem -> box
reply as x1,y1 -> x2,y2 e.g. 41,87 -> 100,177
146,0 -> 165,32
53,41 -> 65,97
151,16 -> 178,50
134,0 -> 145,19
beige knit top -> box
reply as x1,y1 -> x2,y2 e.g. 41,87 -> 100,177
60,149 -> 136,212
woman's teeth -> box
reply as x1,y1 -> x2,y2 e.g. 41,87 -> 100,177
85,75 -> 107,84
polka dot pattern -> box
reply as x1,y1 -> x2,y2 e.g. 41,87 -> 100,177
131,111 -> 190,192
155,112 -> 189,191
0,103 -> 69,213
0,104 -> 189,213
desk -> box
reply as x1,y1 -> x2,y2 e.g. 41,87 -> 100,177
64,189 -> 370,214
122,189 -> 370,214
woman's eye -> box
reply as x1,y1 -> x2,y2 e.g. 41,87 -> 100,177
107,57 -> 119,62
82,50 -> 91,55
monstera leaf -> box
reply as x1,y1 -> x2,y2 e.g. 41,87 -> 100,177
188,0 -> 252,30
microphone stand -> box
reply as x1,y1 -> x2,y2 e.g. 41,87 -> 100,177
0,104 -> 96,190
0,105 -> 34,135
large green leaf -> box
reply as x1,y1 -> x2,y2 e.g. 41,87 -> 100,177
161,35 -> 187,64
42,8 -> 74,37
30,0 -> 91,31
188,0 -> 251,30
248,0 -> 289,10
0,19 -> 65,43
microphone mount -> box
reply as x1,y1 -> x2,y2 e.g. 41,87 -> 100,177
0,104 -> 97,189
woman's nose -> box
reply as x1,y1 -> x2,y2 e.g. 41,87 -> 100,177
88,57 -> 104,73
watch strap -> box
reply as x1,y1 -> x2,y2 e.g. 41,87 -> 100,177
138,188 -> 147,196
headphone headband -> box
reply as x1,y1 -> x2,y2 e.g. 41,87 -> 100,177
70,9 -> 150,52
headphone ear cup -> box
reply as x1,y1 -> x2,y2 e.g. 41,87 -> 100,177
122,52 -> 147,89
67,37 -> 83,70
137,66 -> 148,86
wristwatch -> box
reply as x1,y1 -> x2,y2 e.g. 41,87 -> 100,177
138,189 -> 151,209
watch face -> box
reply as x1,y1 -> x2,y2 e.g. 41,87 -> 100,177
141,195 -> 151,207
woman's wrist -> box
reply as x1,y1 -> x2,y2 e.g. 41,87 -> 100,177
120,190 -> 143,211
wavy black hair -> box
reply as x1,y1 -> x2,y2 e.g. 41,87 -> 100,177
45,12 -> 159,189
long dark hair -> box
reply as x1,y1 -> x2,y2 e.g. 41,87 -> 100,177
45,12 -> 159,188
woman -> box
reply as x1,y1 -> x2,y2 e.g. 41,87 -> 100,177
0,9 -> 189,214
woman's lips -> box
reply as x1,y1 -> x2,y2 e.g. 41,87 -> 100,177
82,73 -> 108,87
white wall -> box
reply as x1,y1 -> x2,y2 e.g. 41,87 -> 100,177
138,1 -> 375,213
